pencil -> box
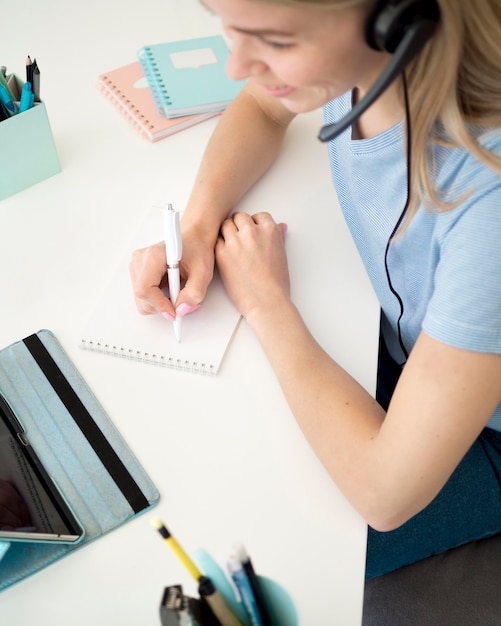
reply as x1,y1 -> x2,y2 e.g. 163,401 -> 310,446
151,516 -> 202,580
150,517 -> 241,626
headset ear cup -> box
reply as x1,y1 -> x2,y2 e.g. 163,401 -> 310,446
372,3 -> 405,52
365,0 -> 395,51
366,0 -> 440,53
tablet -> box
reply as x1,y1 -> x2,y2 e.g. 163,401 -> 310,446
0,392 -> 84,544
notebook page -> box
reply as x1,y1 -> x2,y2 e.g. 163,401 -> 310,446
80,208 -> 241,374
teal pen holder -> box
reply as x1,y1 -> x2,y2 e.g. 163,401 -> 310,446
0,75 -> 61,202
195,548 -> 299,626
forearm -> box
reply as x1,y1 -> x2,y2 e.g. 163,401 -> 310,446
247,294 -> 501,533
245,298 -> 392,526
216,214 -> 500,531
182,83 -> 294,246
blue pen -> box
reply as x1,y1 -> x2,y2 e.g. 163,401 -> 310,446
228,555 -> 264,626
19,81 -> 34,113
0,84 -> 17,114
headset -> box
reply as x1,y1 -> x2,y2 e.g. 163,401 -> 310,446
318,0 -> 440,142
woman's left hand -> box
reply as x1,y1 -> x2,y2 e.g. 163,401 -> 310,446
215,212 -> 290,319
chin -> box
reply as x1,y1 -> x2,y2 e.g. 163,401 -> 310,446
281,98 -> 326,115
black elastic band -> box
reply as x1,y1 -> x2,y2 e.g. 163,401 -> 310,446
23,333 -> 149,514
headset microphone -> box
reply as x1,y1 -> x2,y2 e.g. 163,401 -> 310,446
318,16 -> 437,143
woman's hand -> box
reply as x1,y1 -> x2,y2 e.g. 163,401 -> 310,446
215,212 -> 289,320
0,480 -> 32,530
129,226 -> 216,320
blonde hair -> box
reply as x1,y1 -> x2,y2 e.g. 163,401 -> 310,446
248,0 -> 501,219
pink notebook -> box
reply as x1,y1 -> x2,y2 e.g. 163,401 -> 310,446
97,61 -> 220,142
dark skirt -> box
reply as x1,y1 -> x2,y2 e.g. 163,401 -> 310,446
366,332 -> 501,579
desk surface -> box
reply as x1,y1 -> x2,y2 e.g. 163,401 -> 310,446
0,1 -> 379,624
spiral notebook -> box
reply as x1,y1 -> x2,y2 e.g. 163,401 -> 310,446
97,61 -> 220,142
137,36 -> 244,117
80,209 -> 241,375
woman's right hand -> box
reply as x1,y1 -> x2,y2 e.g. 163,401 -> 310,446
129,82 -> 295,321
129,225 -> 216,321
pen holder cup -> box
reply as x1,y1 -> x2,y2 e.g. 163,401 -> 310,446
254,575 -> 298,626
0,77 -> 61,201
194,549 -> 298,626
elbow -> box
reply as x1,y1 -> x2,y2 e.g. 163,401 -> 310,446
355,470 -> 441,532
366,513 -> 410,533
362,494 -> 430,532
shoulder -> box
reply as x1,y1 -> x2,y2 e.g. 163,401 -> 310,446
433,125 -> 501,198
240,81 -> 296,128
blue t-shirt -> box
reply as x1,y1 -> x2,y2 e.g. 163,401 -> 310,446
323,94 -> 501,431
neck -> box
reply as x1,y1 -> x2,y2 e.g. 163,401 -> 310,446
351,82 -> 403,139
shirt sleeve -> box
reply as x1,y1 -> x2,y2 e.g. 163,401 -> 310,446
423,184 -> 501,353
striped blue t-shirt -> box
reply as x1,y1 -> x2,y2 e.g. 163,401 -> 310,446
323,94 -> 501,431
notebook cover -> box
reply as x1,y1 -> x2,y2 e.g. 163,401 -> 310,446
0,329 -> 159,591
98,61 -> 220,141
137,36 -> 244,117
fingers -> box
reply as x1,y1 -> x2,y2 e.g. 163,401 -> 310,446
221,211 -> 271,230
129,240 -> 215,319
219,212 -> 287,241
129,242 -> 173,316
129,214 -> 285,321
178,271 -> 211,314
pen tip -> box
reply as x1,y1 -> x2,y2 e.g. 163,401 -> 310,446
233,542 -> 249,563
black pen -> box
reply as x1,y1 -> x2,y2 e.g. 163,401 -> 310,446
234,543 -> 273,626
32,58 -> 40,101
26,56 -> 33,84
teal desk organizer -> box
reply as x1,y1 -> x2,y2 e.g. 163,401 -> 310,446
0,75 -> 61,202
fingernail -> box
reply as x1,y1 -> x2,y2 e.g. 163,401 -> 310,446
176,303 -> 201,317
162,311 -> 175,322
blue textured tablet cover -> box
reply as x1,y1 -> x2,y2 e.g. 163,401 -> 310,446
0,330 -> 159,591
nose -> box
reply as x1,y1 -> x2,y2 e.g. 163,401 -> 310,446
226,36 -> 268,81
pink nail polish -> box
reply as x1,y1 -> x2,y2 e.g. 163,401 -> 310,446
176,303 -> 201,317
162,311 -> 175,322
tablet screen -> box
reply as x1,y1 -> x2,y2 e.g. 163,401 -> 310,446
0,393 -> 83,543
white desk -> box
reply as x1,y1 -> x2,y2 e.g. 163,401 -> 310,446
0,1 -> 379,624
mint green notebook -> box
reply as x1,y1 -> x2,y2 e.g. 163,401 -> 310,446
138,36 -> 244,117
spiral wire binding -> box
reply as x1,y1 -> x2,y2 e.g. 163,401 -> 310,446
80,339 -> 216,375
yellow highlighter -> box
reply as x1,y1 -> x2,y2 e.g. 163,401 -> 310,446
150,517 -> 241,626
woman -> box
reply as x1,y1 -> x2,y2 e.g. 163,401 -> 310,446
130,0 -> 501,578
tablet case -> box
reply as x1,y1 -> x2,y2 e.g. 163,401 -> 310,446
0,329 -> 160,591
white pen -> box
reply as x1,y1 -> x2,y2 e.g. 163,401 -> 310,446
164,203 -> 182,342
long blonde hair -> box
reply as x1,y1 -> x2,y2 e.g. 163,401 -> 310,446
248,0 -> 501,218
